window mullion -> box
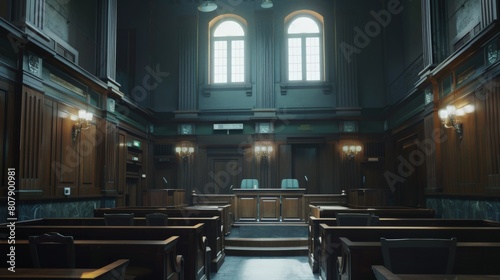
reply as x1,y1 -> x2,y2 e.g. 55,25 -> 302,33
228,39 -> 232,83
301,36 -> 307,81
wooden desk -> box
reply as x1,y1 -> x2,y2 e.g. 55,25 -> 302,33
0,259 -> 129,279
372,265 -> 500,280
233,188 -> 305,222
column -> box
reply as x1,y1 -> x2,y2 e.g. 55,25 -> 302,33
336,14 -> 359,109
178,16 -> 198,112
96,0 -> 120,92
255,10 -> 275,110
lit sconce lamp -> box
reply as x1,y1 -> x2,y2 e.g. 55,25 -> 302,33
175,145 -> 195,159
438,104 -> 474,139
73,109 -> 93,142
342,145 -> 362,159
255,144 -> 273,157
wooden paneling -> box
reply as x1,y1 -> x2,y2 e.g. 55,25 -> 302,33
237,196 -> 258,221
19,86 -> 43,190
483,81 -> 500,190
55,103 -> 79,189
79,124 -> 97,194
102,121 -> 118,191
260,196 -> 280,221
282,196 -> 302,221
292,144 -> 319,192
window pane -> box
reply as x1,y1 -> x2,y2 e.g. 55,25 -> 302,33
306,37 -> 320,81
288,38 -> 302,81
214,40 -> 227,83
288,17 -> 320,34
231,40 -> 245,82
214,20 -> 245,37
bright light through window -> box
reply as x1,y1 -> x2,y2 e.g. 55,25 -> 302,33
212,19 -> 245,84
287,15 -> 322,81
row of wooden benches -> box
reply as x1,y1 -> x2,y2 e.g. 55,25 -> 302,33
308,216 -> 500,280
0,206 -> 232,280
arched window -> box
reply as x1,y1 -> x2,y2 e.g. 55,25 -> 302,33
211,18 -> 246,84
286,13 -> 324,81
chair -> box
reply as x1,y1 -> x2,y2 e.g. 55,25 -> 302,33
380,237 -> 457,274
240,179 -> 259,189
281,179 -> 299,188
104,213 -> 134,226
29,232 -> 75,268
146,212 -> 169,226
335,212 -> 379,226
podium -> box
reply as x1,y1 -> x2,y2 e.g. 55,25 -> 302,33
143,189 -> 186,207
233,188 -> 306,222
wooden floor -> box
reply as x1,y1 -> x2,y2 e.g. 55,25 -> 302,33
210,256 -> 319,280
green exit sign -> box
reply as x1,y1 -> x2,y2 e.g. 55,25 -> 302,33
132,140 -> 141,148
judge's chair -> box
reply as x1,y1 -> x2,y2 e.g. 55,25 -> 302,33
380,237 -> 457,274
335,212 -> 379,226
240,179 -> 259,189
281,179 -> 299,188
104,213 -> 135,226
29,232 -> 75,268
146,212 -> 169,226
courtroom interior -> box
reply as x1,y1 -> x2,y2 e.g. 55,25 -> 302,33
1,0 -> 500,279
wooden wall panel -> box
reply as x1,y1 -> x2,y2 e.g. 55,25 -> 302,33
292,144 -> 319,192
19,86 -> 43,190
102,121 -> 118,191
55,103 -> 79,189
40,98 -> 56,195
424,114 -> 438,191
483,81 -> 500,190
79,125 -> 97,194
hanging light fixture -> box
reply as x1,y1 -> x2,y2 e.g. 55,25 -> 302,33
198,0 -> 218,12
261,0 -> 273,9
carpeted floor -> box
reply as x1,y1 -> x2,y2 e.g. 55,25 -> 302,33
210,256 -> 319,280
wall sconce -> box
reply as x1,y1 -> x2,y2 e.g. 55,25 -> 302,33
438,104 -> 474,139
175,145 -> 194,159
73,109 -> 93,141
255,144 -> 273,157
343,145 -> 362,159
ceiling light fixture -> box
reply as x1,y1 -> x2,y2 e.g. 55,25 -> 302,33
261,0 -> 273,9
198,0 -> 218,12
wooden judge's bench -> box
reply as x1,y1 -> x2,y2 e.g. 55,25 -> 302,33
233,188 -> 306,222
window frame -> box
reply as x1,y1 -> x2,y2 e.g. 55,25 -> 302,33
285,13 -> 325,83
209,16 -> 248,85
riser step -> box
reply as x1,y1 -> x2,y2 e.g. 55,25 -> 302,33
225,246 -> 308,257
225,238 -> 308,247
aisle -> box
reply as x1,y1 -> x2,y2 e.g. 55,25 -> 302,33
210,256 -> 320,280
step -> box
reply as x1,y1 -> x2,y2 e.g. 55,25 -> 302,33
225,245 -> 308,256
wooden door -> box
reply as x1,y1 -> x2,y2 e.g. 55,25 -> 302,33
292,144 -> 319,192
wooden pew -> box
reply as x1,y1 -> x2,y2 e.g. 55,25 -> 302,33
0,259 -> 130,280
318,224 -> 500,280
2,224 -> 206,280
341,237 -> 500,280
309,205 -> 436,219
94,205 -> 232,236
13,216 -> 225,272
0,237 -> 180,280
308,217 -> 500,273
